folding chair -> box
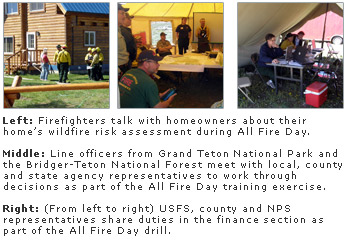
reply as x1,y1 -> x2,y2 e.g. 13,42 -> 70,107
327,43 -> 339,59
250,53 -> 265,83
238,77 -> 254,104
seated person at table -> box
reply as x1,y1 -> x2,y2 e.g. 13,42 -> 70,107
280,33 -> 295,50
293,31 -> 305,46
156,32 -> 172,57
258,33 -> 284,89
119,50 -> 176,108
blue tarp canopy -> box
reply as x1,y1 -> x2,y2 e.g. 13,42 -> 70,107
60,3 -> 109,15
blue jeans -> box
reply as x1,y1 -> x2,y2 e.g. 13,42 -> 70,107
40,63 -> 49,80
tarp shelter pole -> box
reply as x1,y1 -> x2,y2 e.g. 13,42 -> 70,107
321,3 -> 329,49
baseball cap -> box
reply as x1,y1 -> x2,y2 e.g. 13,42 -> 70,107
160,32 -> 167,36
56,44 -> 61,48
125,12 -> 134,19
118,4 -> 129,12
138,50 -> 163,62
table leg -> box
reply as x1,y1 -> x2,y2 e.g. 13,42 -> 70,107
274,66 -> 278,94
300,68 -> 303,98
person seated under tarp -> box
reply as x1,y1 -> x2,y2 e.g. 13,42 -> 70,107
280,33 -> 295,50
258,33 -> 283,89
156,32 -> 172,57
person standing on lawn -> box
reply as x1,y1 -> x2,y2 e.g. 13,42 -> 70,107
40,48 -> 50,81
85,47 -> 93,80
96,47 -> 104,80
90,48 -> 100,81
54,44 -> 62,74
57,45 -> 71,83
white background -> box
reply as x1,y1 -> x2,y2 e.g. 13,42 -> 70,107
1,0 -> 346,244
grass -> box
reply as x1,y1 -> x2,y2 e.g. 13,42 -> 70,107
238,58 -> 343,108
4,73 -> 109,108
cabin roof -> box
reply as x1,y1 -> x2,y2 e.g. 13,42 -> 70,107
60,3 -> 109,15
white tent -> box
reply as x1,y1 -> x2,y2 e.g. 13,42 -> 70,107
238,3 -> 343,66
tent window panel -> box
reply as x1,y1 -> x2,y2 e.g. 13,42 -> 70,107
151,21 -> 173,46
4,37 -> 14,53
84,31 -> 96,46
30,3 -> 44,12
5,3 -> 18,14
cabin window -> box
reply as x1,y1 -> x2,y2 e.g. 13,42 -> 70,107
5,3 -> 18,14
150,21 -> 173,46
84,31 -> 96,46
80,21 -> 85,26
104,23 -> 109,27
4,37 -> 14,53
30,3 -> 44,12
92,22 -> 97,26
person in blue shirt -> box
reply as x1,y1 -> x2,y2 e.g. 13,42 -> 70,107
257,33 -> 284,89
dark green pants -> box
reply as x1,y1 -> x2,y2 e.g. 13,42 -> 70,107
258,66 -> 274,81
59,62 -> 69,83
91,64 -> 100,81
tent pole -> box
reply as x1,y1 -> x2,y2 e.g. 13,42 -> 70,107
321,3 -> 329,49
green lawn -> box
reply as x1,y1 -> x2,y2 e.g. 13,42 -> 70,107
4,73 -> 109,108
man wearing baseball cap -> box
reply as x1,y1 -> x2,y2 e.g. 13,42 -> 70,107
157,32 -> 172,57
121,12 -> 137,70
118,4 -> 130,78
85,47 -> 93,80
119,50 -> 176,108
54,44 -> 62,74
57,45 -> 71,83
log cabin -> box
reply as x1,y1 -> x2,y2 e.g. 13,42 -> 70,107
4,3 -> 109,74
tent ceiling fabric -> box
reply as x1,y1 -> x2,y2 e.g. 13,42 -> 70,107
238,3 -> 343,66
123,3 -> 223,17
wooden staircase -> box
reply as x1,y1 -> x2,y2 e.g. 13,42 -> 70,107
5,49 -> 43,74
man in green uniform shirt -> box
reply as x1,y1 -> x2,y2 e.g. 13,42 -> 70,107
119,50 -> 176,108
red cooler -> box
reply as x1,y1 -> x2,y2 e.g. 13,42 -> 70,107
304,82 -> 328,108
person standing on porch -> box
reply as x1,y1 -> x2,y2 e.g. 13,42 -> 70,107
40,48 -> 50,81
57,45 -> 71,83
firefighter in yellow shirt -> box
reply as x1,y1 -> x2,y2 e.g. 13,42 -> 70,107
90,48 -> 100,81
96,47 -> 104,80
85,47 -> 93,80
53,44 -> 62,74
57,45 -> 71,83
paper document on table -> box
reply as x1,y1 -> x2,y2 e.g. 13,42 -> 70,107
288,61 -> 302,66
278,60 -> 288,65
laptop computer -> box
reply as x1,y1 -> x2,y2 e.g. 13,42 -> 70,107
286,46 -> 294,61
293,46 -> 312,64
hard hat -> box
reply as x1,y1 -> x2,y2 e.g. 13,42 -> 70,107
96,47 -> 101,52
62,45 -> 67,49
88,47 -> 92,52
92,48 -> 97,53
